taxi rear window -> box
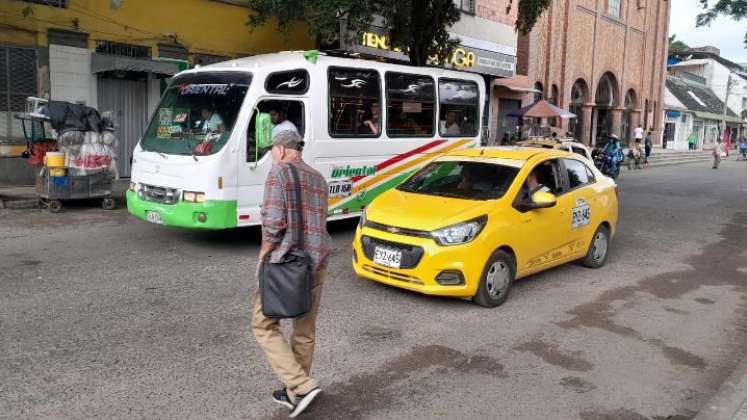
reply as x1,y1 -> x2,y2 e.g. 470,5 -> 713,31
398,161 -> 519,200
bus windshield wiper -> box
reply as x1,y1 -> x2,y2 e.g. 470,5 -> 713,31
156,151 -> 168,160
182,137 -> 199,162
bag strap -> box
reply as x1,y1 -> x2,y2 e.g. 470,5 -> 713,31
287,163 -> 304,250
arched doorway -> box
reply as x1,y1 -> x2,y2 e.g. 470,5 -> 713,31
594,72 -> 619,145
622,89 -> 637,145
569,79 -> 588,142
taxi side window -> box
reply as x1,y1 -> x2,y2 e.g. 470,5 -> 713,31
564,159 -> 592,189
529,159 -> 563,195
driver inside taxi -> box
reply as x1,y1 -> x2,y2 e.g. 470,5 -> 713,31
522,169 -> 550,202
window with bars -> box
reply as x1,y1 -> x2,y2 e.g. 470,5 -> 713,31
95,41 -> 151,59
21,0 -> 67,7
453,0 -> 475,14
608,0 -> 622,18
0,46 -> 38,141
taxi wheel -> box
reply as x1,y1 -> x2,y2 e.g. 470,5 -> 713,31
473,250 -> 515,308
582,225 -> 610,268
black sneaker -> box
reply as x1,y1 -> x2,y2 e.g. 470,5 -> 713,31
289,387 -> 321,418
272,388 -> 294,410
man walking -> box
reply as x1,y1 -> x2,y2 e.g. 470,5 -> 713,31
644,131 -> 652,162
252,131 -> 333,417
712,141 -> 722,169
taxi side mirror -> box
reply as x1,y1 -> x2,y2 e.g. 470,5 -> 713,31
517,191 -> 557,212
530,191 -> 557,209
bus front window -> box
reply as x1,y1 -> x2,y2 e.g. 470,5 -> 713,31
141,72 -> 251,156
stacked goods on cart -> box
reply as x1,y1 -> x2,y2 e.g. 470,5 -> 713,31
43,101 -> 119,179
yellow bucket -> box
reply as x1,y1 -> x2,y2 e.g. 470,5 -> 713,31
49,168 -> 66,177
45,152 -> 65,168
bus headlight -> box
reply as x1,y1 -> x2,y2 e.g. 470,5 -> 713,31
129,182 -> 138,191
183,191 -> 206,203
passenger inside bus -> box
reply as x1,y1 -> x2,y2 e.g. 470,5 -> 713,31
441,110 -> 461,136
362,102 -> 380,135
268,104 -> 299,138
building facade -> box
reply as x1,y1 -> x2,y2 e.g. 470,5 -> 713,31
667,48 -> 747,145
515,0 -> 671,147
0,0 -> 312,183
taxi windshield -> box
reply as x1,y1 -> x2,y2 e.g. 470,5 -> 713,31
141,72 -> 251,156
397,160 -> 519,200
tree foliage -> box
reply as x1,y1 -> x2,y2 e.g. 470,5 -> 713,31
696,0 -> 747,46
507,0 -> 552,35
668,34 -> 690,53
247,0 -> 551,66
246,0 -> 459,66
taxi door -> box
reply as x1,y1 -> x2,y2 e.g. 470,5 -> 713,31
560,158 -> 597,259
512,158 -> 571,275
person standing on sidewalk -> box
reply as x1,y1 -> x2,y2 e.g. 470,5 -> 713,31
688,132 -> 697,150
634,124 -> 644,145
252,130 -> 333,418
712,141 -> 722,169
644,131 -> 652,162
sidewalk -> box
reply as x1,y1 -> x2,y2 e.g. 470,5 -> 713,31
694,355 -> 747,420
0,179 -> 129,209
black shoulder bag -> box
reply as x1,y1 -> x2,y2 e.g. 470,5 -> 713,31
259,164 -> 313,319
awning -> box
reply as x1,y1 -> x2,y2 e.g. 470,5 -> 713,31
692,111 -> 744,124
91,53 -> 181,76
507,100 -> 576,119
493,75 -> 541,93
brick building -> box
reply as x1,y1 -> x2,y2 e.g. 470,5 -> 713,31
512,0 -> 671,146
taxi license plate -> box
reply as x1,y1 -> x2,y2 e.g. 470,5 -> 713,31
146,210 -> 162,224
373,247 -> 402,269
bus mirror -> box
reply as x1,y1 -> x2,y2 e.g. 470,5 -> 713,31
255,112 -> 272,149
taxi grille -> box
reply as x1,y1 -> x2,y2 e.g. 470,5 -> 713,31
363,265 -> 423,285
364,220 -> 431,238
361,235 -> 424,269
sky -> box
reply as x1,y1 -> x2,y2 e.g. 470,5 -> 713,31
668,0 -> 747,64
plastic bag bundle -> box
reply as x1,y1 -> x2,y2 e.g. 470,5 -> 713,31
57,130 -> 86,148
66,131 -> 117,176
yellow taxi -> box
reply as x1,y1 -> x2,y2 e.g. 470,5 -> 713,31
352,147 -> 618,307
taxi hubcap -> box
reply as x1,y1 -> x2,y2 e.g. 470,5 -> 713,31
593,231 -> 608,263
486,261 -> 509,298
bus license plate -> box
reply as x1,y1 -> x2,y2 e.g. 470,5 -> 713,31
373,247 -> 402,269
146,211 -> 162,224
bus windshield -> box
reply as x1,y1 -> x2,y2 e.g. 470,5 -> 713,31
141,72 -> 251,156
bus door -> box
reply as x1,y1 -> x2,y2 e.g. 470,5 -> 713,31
237,97 -> 309,224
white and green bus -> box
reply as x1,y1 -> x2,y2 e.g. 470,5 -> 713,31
127,51 -> 485,229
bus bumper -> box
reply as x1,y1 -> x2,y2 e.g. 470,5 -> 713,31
126,190 -> 237,229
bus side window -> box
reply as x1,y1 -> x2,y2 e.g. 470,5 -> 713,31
328,67 -> 381,138
385,72 -> 435,138
247,99 -> 306,163
438,79 -> 479,138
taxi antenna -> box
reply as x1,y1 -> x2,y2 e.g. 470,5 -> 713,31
480,148 -> 485,155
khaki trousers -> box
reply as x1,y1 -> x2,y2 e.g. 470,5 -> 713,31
252,269 -> 325,401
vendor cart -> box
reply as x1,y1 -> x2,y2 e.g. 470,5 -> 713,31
17,97 -> 118,213
35,169 -> 116,213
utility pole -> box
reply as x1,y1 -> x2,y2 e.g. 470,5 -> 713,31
720,72 -> 734,154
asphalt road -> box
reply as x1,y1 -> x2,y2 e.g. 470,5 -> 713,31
1,159 -> 746,420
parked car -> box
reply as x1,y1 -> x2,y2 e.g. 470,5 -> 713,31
352,147 -> 619,307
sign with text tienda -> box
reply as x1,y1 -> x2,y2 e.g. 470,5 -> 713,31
340,24 -> 516,78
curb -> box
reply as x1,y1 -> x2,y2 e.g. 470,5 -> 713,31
693,355 -> 747,420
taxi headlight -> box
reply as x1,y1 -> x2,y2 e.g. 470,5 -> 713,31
183,191 -> 205,203
431,215 -> 487,246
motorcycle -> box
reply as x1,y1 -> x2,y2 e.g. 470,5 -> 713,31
593,148 -> 623,179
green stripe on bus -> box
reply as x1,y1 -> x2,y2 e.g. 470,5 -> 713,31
329,170 -> 415,213
126,190 -> 237,229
